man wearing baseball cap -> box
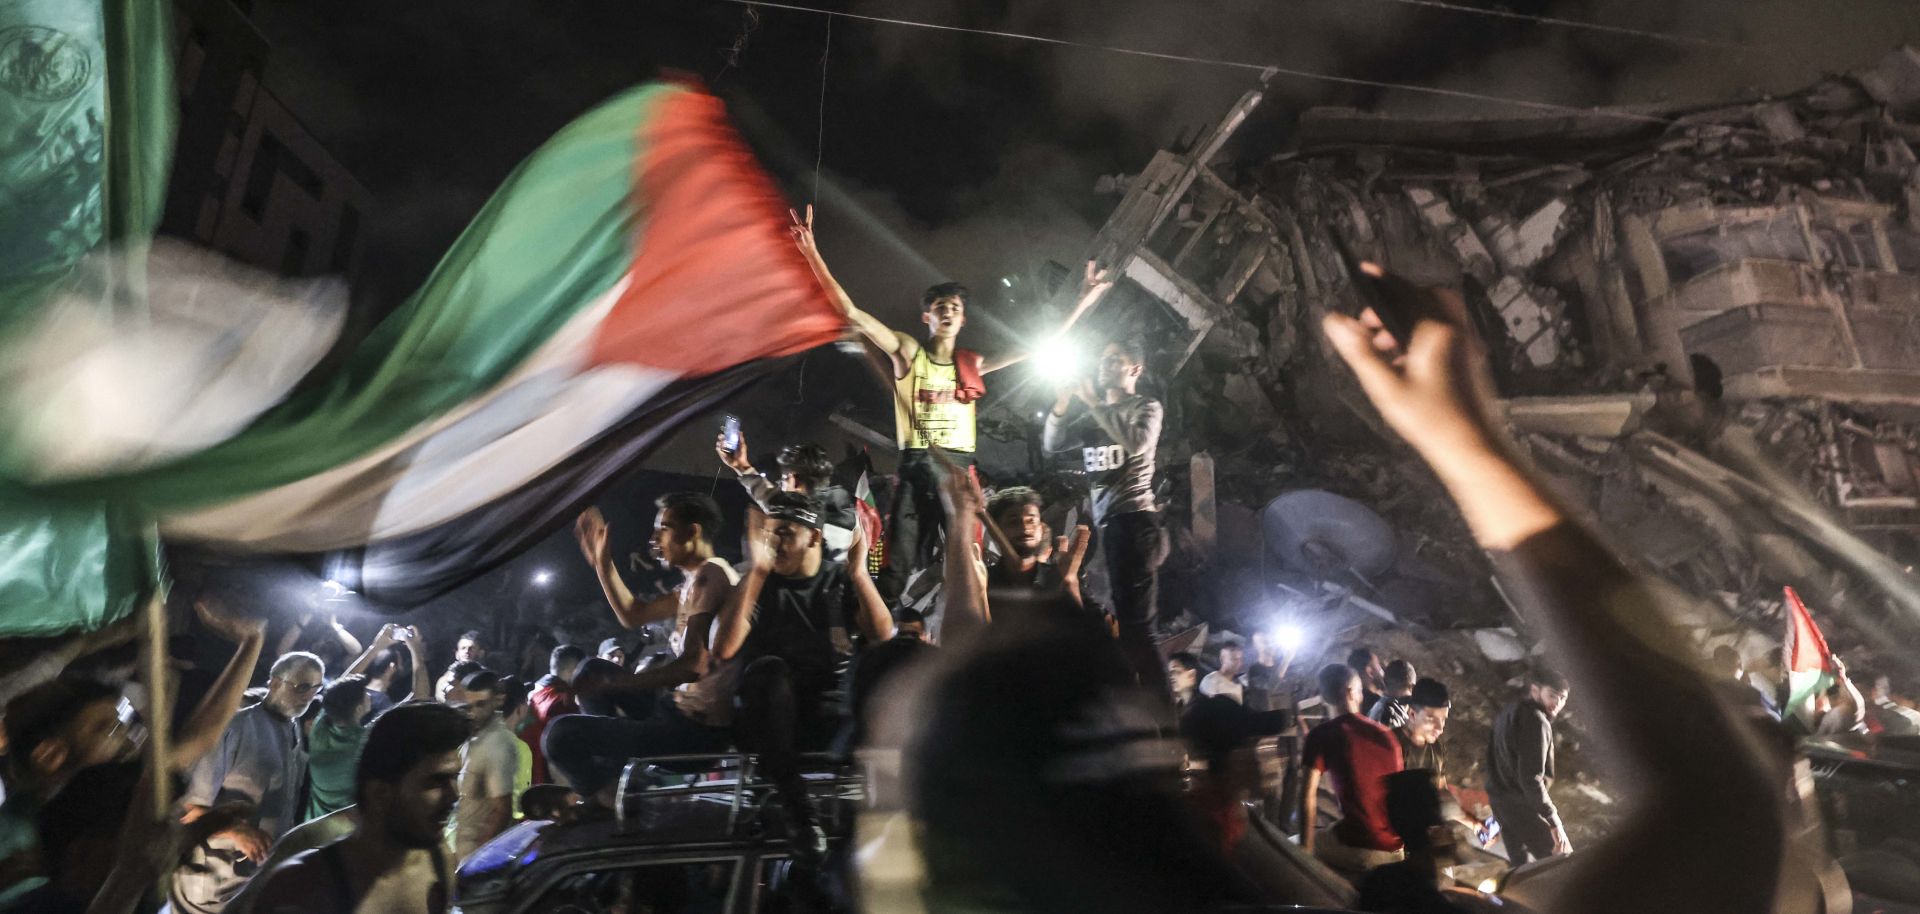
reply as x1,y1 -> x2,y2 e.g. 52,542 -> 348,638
711,491 -> 893,859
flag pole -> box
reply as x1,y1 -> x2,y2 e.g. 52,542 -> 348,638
142,590 -> 173,819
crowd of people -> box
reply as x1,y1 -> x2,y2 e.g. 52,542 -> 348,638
0,215 -> 1908,914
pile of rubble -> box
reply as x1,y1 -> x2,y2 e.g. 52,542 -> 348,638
1076,44 -> 1920,675
1065,44 -> 1920,879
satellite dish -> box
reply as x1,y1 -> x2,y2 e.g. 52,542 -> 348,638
1261,489 -> 1397,580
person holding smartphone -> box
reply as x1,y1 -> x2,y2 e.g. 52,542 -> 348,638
716,423 -> 856,563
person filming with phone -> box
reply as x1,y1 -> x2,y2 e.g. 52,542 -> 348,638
716,420 -> 857,562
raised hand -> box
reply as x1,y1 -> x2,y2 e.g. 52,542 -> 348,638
1083,259 -> 1115,291
1321,273 -> 1498,458
745,507 -> 777,573
575,507 -> 611,564
370,623 -> 401,650
789,205 -> 819,257
716,430 -> 753,473
194,597 -> 265,643
1056,524 -> 1092,606
848,521 -> 871,570
936,463 -> 984,522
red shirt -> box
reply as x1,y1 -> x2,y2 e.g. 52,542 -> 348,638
524,681 -> 579,785
1302,713 -> 1405,851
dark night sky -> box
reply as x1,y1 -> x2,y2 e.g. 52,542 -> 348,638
221,0 -> 1918,623
249,0 -> 1920,335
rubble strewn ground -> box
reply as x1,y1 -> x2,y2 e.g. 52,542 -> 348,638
1070,46 -> 1920,879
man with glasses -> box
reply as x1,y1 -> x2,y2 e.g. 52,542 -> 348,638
1487,667 -> 1571,866
173,651 -> 327,914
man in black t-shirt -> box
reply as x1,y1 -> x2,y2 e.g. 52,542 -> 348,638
712,492 -> 893,857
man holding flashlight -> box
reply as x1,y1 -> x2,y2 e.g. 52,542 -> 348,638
1044,338 -> 1168,702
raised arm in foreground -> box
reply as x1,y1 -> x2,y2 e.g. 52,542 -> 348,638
173,598 -> 266,771
575,507 -> 678,629
791,206 -> 914,367
938,468 -> 991,648
1324,283 -> 1799,914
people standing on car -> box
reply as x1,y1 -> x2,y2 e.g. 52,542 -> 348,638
711,492 -> 893,857
241,702 -> 468,914
1486,667 -> 1570,865
546,494 -> 742,805
1043,338 -> 1168,703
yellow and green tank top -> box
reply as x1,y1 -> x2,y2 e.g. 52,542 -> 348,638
894,347 -> 975,452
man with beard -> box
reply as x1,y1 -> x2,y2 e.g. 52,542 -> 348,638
985,486 -> 1089,607
173,651 -> 327,913
1487,667 -> 1571,865
243,702 -> 469,914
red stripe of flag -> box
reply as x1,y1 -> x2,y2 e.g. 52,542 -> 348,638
1783,585 -> 1834,676
590,86 -> 844,373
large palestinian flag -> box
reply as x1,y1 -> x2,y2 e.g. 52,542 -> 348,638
0,0 -> 843,635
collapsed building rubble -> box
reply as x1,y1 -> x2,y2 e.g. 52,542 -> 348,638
1068,46 -> 1920,865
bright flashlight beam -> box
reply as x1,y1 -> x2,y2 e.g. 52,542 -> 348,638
1032,335 -> 1082,383
533,570 -> 554,586
1274,623 -> 1305,652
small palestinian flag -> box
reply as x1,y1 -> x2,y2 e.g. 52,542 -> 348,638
1782,586 -> 1836,724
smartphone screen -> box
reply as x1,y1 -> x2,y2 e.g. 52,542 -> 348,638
721,415 -> 742,453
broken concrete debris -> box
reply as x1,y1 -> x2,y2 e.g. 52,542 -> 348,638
1071,46 -> 1920,882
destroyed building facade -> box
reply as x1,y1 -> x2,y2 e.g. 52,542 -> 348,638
1079,47 -> 1920,673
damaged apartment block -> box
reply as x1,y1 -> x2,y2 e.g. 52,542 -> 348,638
1080,47 -> 1920,681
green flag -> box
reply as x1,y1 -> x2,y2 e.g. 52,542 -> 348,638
0,0 -> 174,635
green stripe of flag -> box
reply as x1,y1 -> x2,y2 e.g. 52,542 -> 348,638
48,83 -> 680,513
0,0 -> 174,635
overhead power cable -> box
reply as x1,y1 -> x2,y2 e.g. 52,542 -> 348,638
1337,0 -> 1745,51
701,0 -> 1674,125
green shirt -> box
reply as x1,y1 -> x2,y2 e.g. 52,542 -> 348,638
305,716 -> 366,820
